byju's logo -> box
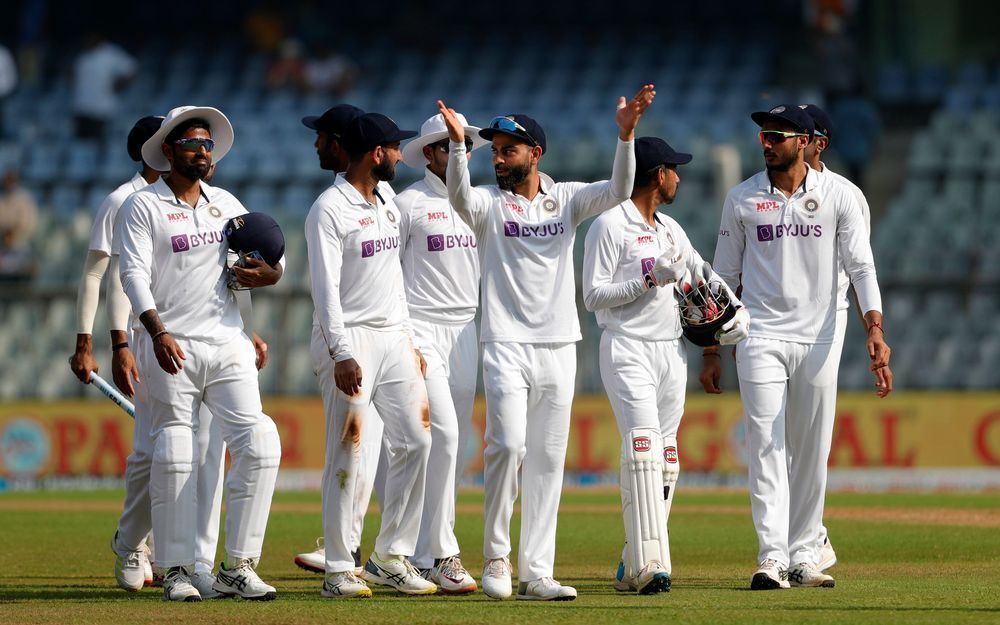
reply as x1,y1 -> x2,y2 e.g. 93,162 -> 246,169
427,234 -> 445,251
361,240 -> 375,257
361,237 -> 399,258
503,221 -> 520,237
427,234 -> 475,251
503,221 -> 565,238
757,225 -> 774,242
641,257 -> 655,274
171,234 -> 190,252
756,224 -> 822,242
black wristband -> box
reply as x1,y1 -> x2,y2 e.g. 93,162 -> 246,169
112,342 -> 129,351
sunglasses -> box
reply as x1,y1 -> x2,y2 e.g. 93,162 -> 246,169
489,116 -> 538,147
758,130 -> 807,145
432,139 -> 475,153
174,137 -> 216,152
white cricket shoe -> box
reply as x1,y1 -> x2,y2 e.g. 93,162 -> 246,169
516,577 -> 577,601
361,553 -> 437,595
613,560 -> 636,592
430,555 -> 477,595
162,566 -> 201,602
750,559 -> 790,590
482,557 -> 513,599
213,558 -> 277,600
635,561 -> 672,595
141,543 -> 153,586
321,571 -> 372,598
111,531 -> 147,592
787,561 -> 835,588
817,537 -> 837,571
294,537 -> 325,573
190,570 -> 221,599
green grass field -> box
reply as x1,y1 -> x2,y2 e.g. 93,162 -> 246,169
1,488 -> 999,624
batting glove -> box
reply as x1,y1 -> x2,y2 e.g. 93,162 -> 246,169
644,247 -> 688,288
718,307 -> 750,345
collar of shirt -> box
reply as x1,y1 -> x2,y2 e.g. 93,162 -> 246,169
334,175 -> 384,207
150,177 -> 215,208
755,162 -> 822,196
621,199 -> 664,230
423,167 -> 448,198
129,171 -> 146,192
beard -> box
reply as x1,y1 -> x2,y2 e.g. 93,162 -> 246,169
373,157 -> 396,182
495,160 -> 530,191
764,149 -> 798,172
175,158 -> 211,181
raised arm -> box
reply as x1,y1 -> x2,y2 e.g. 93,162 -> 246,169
438,100 -> 492,236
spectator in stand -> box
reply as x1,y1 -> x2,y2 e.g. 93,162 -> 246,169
72,32 -> 136,142
304,44 -> 356,96
267,38 -> 307,91
0,170 -> 37,283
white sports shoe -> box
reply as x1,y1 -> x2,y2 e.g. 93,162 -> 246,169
163,566 -> 201,602
613,560 -> 636,592
361,553 -> 437,595
431,556 -> 477,595
322,571 -> 372,598
516,577 -> 577,601
213,558 -> 277,600
482,557 -> 513,599
294,538 -> 325,574
141,543 -> 153,586
634,561 -> 672,595
190,570 -> 221,599
817,537 -> 837,571
111,532 -> 147,592
787,561 -> 835,588
750,559 -> 790,590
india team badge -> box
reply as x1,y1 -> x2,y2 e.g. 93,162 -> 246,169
803,197 -> 819,217
542,197 -> 558,213
208,205 -> 222,219
385,208 -> 397,224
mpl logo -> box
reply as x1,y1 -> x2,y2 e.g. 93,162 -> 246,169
358,216 -> 374,228
756,201 -> 780,212
427,211 -> 448,222
633,436 -> 651,452
361,237 -> 399,258
664,446 -> 678,464
636,234 -> 656,246
166,212 -> 189,223
171,234 -> 190,252
504,201 -> 524,215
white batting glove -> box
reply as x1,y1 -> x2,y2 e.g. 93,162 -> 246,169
717,307 -> 750,345
644,246 -> 688,288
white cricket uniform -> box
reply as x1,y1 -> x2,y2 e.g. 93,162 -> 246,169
118,178 -> 281,568
106,176 -> 226,574
447,137 -> 635,581
305,176 -> 430,573
396,167 -> 480,569
713,165 -> 881,567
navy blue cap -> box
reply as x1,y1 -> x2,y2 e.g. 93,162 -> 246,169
750,104 -> 815,134
342,113 -> 418,157
127,116 -> 164,162
635,137 -> 692,171
799,104 -> 834,139
302,104 -> 364,136
479,114 -> 547,154
225,212 -> 285,267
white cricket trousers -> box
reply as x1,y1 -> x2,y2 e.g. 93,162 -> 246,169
117,335 -> 226,574
482,341 -> 576,582
311,325 -> 431,573
736,312 -> 846,567
138,332 -> 281,568
411,318 -> 478,569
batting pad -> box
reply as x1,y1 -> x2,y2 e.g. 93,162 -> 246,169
622,428 -> 669,576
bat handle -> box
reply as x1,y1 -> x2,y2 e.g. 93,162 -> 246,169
89,372 -> 136,419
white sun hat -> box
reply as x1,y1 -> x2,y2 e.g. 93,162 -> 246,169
401,112 -> 489,169
141,105 -> 234,172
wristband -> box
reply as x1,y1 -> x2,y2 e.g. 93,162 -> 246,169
151,330 -> 169,342
112,342 -> 129,351
867,321 -> 884,334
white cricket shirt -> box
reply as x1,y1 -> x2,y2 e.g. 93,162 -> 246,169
583,201 -> 712,341
447,138 -> 635,343
396,168 -> 479,325
118,178 -> 248,344
712,165 -> 881,344
306,176 -> 411,362
90,172 -> 148,255
822,162 -> 872,309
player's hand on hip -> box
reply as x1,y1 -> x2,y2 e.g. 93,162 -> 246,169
874,363 -> 893,398
334,358 -> 363,397
436,100 -> 465,143
232,255 -> 282,288
616,84 -> 656,140
69,339 -> 99,383
152,332 -> 185,374
718,307 -> 750,346
699,352 -> 723,394
111,347 -> 141,398
252,332 -> 269,370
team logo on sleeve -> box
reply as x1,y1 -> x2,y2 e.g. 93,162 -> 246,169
542,197 -> 558,213
633,436 -> 651,452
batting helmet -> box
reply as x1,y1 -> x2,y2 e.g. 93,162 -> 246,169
224,212 -> 285,267
676,264 -> 739,347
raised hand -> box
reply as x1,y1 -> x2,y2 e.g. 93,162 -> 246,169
616,84 -> 656,140
436,100 -> 466,143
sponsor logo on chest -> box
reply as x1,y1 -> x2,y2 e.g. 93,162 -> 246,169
503,220 -> 565,238
756,200 -> 780,212
427,234 -> 476,251
170,231 -> 224,254
427,211 -> 448,222
756,223 -> 823,242
166,212 -> 189,223
358,216 -> 375,228
635,234 -> 656,247
505,201 -> 525,215
361,237 -> 399,258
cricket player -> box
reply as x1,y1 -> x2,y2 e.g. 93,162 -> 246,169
583,137 -> 749,595
709,104 -> 891,590
801,103 -> 895,573
119,105 -> 283,601
393,111 -> 489,593
436,83 -> 655,601
294,104 -> 391,578
305,112 -> 436,598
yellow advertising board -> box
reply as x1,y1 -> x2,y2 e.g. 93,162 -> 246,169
2,393 -> 999,481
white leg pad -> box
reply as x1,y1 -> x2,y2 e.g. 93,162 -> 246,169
623,428 -> 668,574
661,436 -> 680,573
